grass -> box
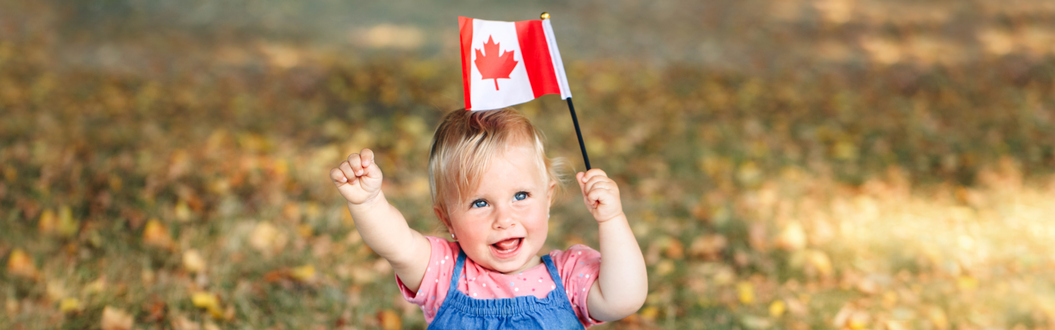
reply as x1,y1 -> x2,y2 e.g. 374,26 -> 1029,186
3,0 -> 1055,329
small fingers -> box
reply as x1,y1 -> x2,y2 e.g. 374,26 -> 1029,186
346,153 -> 365,177
330,167 -> 348,184
339,160 -> 358,182
359,148 -> 375,169
579,169 -> 608,182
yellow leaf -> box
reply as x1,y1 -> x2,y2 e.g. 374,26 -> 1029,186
250,222 -> 287,253
298,224 -> 313,238
957,275 -> 978,292
3,165 -> 15,182
291,264 -> 316,283
777,221 -> 807,251
737,281 -> 755,305
175,200 -> 192,222
57,205 -> 79,238
38,209 -> 56,234
378,309 -> 402,330
143,219 -> 173,249
192,292 -> 225,319
60,297 -> 82,313
84,277 -> 107,296
101,306 -> 134,330
848,311 -> 871,329
6,248 -> 38,279
191,292 -> 219,310
928,306 -> 949,329
182,249 -> 206,273
808,250 -> 833,278
769,300 -> 786,317
638,306 -> 659,322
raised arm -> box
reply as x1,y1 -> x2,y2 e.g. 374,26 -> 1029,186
576,169 -> 648,321
330,148 -> 432,292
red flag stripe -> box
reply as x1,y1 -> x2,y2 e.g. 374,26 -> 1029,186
514,20 -> 560,99
458,16 -> 474,110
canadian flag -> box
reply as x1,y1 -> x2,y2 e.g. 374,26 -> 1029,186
460,16 -> 572,111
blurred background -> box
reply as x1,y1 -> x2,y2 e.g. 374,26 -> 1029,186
2,0 -> 1055,328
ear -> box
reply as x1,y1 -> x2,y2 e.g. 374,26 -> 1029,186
434,205 -> 455,235
546,180 -> 557,209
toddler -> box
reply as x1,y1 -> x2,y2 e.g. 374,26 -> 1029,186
330,108 -> 646,328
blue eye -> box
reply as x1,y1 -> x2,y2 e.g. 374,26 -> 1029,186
514,192 -> 528,201
471,199 -> 489,208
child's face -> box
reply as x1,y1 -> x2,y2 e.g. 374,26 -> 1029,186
439,139 -> 555,275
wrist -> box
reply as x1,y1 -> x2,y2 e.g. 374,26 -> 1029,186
596,212 -> 627,225
348,191 -> 387,213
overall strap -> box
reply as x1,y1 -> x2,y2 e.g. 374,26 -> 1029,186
447,249 -> 467,296
541,255 -> 568,293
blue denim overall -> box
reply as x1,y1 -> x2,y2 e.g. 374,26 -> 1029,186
427,251 -> 586,329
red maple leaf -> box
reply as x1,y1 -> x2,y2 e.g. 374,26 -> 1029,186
474,35 -> 518,90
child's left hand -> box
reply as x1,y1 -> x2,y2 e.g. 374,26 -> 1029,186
577,169 -> 625,223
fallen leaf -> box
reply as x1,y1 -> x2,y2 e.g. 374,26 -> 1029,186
291,264 -> 316,283
191,292 -> 224,319
737,281 -> 755,305
848,310 -> 871,329
6,248 -> 38,279
59,298 -> 82,313
250,221 -> 287,254
143,219 -> 173,249
638,306 -> 660,322
57,205 -> 79,237
957,275 -> 978,292
38,209 -> 56,234
101,306 -> 134,330
688,234 -> 727,260
807,250 -> 833,278
183,249 -> 206,273
378,309 -> 402,330
769,300 -> 786,317
777,221 -> 807,251
170,315 -> 200,330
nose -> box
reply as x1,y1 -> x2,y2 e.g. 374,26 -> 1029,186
492,205 -> 515,230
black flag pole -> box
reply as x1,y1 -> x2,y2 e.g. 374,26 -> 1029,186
541,12 -> 591,171
565,97 -> 591,170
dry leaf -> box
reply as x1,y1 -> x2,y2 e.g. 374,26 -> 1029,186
6,248 -> 38,279
183,249 -> 206,273
101,306 -> 134,330
57,205 -> 79,237
378,309 -> 401,330
38,209 -> 56,234
737,281 -> 755,305
769,300 -> 786,317
291,264 -> 316,283
59,298 -> 82,313
143,219 -> 173,249
191,292 -> 224,319
807,250 -> 833,278
250,221 -> 287,254
170,315 -> 200,330
688,234 -> 727,260
777,221 -> 807,251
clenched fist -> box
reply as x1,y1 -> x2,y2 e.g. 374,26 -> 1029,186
330,148 -> 383,205
576,169 -> 625,223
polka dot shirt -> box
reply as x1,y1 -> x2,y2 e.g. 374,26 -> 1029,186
396,236 -> 604,327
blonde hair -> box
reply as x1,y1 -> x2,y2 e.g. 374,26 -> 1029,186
428,108 -> 564,218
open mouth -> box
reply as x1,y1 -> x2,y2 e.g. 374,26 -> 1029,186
490,238 -> 522,258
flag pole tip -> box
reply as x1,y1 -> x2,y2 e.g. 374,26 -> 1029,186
540,12 -> 550,20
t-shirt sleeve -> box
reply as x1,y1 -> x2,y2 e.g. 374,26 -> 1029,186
395,236 -> 458,323
551,244 -> 604,327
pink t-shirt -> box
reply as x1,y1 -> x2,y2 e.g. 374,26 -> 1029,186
397,236 -> 604,327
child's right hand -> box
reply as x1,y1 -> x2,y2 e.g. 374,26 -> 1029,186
330,148 -> 383,205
